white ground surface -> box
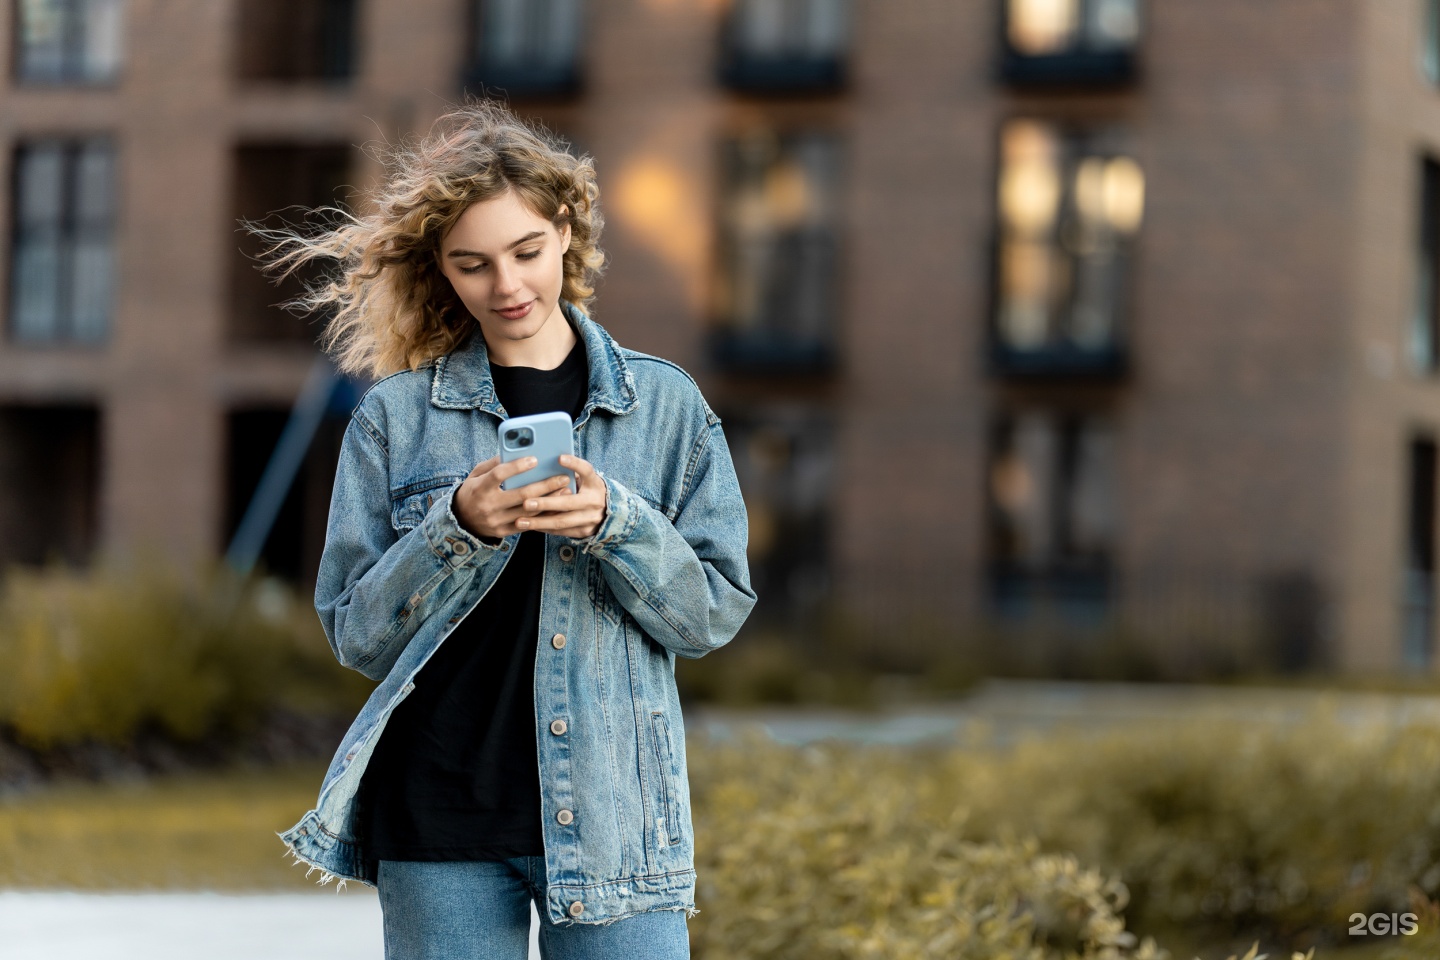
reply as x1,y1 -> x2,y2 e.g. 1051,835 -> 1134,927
0,891 -> 543,960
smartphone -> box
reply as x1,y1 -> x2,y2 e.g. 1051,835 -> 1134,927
498,411 -> 576,494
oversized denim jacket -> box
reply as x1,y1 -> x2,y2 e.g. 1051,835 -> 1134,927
279,302 -> 756,926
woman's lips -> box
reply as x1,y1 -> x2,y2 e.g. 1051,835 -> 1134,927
494,300 -> 535,321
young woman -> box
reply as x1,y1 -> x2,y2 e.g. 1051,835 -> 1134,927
262,99 -> 755,960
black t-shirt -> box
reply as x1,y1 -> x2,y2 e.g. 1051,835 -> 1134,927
357,335 -> 588,861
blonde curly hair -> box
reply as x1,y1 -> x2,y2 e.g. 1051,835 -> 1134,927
253,99 -> 606,378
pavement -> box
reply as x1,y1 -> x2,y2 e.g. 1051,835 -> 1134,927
0,890 -> 543,960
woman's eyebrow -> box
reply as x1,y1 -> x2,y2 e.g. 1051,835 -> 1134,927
446,230 -> 545,258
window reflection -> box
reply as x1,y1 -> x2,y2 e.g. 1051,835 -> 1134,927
987,410 -> 1115,621
712,130 -> 842,371
16,0 -> 123,85
468,0 -> 582,97
722,406 -> 834,625
1006,0 -> 1139,57
10,140 -> 115,344
720,0 -> 850,92
994,119 -> 1143,365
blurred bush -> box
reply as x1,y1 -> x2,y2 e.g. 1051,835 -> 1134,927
0,558 -> 371,751
686,713 -> 1440,958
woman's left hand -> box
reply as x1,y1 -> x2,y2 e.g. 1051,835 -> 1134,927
515,454 -> 608,540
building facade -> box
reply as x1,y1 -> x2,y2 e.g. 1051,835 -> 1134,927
1,0 -> 1438,675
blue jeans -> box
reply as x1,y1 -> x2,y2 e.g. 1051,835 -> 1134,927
376,858 -> 692,960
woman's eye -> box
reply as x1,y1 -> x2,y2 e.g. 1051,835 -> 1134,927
458,263 -> 487,274
517,250 -> 541,260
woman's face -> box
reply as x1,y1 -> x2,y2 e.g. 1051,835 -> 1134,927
438,189 -> 572,356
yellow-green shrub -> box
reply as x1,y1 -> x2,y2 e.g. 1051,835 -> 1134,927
689,727 -> 1169,958
0,560 -> 370,749
685,711 -> 1440,957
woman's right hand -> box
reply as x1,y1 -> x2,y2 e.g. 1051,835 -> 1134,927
452,455 -> 574,542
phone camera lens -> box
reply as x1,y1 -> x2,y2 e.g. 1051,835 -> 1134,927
519,436 -> 532,447
504,430 -> 519,442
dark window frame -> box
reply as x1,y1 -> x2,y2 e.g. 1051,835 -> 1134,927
717,0 -> 851,96
233,0 -> 358,85
983,406 -> 1116,624
13,0 -> 123,87
1413,156 -> 1440,375
463,0 -> 583,100
997,0 -> 1141,88
7,136 -> 117,346
229,142 -> 354,344
708,128 -> 844,376
985,117 -> 1141,380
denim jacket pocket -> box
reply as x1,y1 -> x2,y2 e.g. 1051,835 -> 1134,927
649,711 -> 683,848
390,476 -> 466,534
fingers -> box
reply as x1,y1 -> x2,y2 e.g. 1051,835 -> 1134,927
467,455 -> 499,479
488,456 -> 541,486
514,472 -> 575,501
558,454 -> 598,480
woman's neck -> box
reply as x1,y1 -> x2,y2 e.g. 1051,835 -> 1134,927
484,307 -> 578,370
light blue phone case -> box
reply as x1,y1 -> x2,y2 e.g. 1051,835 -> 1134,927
498,411 -> 577,493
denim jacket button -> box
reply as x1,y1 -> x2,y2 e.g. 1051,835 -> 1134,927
550,718 -> 567,735
551,633 -> 566,649
568,900 -> 584,917
556,808 -> 574,825
559,545 -> 575,562
298,827 -> 309,836
453,540 -> 469,555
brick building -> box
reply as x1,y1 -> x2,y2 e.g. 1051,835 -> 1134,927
1,0 -> 1437,674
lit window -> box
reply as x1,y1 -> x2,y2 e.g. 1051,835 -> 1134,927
467,0 -> 582,97
235,0 -> 357,83
10,139 -> 115,344
720,0 -> 851,92
1001,0 -> 1140,85
712,130 -> 842,372
986,410 -> 1115,621
1413,158 -> 1440,375
992,119 -> 1143,375
15,0 -> 123,85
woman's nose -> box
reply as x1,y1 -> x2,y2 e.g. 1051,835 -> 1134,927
493,260 -> 522,296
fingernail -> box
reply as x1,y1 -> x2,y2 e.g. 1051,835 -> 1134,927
518,519 -> 530,528
526,500 -> 537,510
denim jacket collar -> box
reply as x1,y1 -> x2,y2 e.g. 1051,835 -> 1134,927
429,300 -> 638,419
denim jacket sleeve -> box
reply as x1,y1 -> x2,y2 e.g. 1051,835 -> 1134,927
579,420 -> 756,659
314,408 -> 506,681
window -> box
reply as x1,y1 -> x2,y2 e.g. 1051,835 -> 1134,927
711,130 -> 842,373
721,406 -> 834,628
225,406 -> 349,586
1412,157 -> 1440,374
991,119 -> 1142,377
719,0 -> 851,94
235,0 -> 357,83
0,405 -> 99,566
985,409 -> 1115,622
9,139 -> 116,344
465,0 -> 582,98
230,143 -> 352,342
1000,0 -> 1140,85
1425,0 -> 1440,86
15,0 -> 122,85
1404,436 -> 1437,669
